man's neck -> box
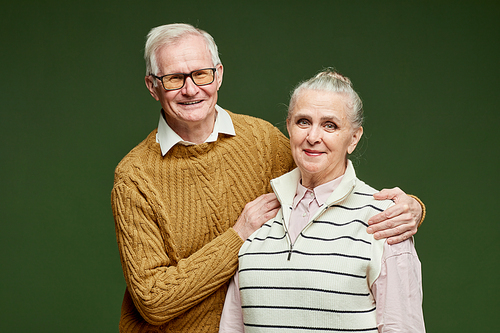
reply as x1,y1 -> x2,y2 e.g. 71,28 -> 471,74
162,110 -> 216,144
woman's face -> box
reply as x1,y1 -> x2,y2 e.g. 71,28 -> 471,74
287,90 -> 363,189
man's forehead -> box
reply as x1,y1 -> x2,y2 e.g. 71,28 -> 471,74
156,35 -> 212,73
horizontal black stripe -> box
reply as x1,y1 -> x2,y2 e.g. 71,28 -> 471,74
239,267 -> 366,279
313,219 -> 369,228
292,250 -> 370,261
300,234 -> 371,245
353,191 -> 376,197
256,219 -> 283,229
240,285 -> 370,297
239,250 -> 369,261
328,204 -> 384,213
251,234 -> 287,242
244,323 -> 378,332
242,305 -> 376,314
247,232 -> 370,245
238,250 -> 290,258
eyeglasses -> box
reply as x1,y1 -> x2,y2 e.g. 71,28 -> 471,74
150,68 -> 217,91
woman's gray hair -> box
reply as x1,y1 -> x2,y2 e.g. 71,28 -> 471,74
288,69 -> 364,130
144,23 -> 222,78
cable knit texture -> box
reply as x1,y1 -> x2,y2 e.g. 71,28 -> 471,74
111,110 -> 295,332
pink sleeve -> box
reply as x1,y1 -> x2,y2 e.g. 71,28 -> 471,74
372,238 -> 426,332
219,271 -> 245,333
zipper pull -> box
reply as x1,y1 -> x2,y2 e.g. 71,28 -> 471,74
287,245 -> 293,261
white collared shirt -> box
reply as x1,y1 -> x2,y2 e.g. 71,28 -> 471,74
156,105 -> 236,156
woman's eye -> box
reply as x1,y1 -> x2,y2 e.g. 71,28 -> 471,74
325,123 -> 337,130
297,119 -> 309,125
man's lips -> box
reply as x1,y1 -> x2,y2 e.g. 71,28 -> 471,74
179,100 -> 203,106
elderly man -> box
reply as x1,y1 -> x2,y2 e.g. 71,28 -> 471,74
111,23 -> 425,333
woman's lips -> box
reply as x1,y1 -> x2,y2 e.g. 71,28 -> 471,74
303,149 -> 324,157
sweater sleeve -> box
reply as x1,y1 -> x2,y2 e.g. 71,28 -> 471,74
268,127 -> 295,177
111,182 -> 244,326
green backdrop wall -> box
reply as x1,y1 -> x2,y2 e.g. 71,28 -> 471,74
1,1 -> 499,331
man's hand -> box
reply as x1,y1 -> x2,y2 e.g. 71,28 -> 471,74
233,193 -> 281,240
367,187 -> 423,245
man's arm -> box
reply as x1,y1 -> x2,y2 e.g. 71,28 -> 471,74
367,187 -> 425,245
111,182 -> 244,326
112,181 -> 279,326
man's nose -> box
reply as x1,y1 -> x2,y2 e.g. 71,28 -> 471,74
181,76 -> 198,95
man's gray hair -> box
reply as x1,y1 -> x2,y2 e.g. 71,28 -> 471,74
144,23 -> 221,77
288,69 -> 364,130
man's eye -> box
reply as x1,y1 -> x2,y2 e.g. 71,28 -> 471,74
167,75 -> 183,82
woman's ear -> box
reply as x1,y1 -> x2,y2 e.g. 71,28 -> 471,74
347,126 -> 363,154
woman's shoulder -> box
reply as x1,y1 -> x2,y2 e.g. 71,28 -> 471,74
350,179 -> 395,210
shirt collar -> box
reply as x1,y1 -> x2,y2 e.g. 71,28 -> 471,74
292,175 -> 344,209
156,105 -> 236,156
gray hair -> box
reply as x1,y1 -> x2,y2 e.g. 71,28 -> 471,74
144,23 -> 222,78
288,69 -> 364,130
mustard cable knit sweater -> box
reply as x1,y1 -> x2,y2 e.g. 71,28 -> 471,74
111,110 -> 295,332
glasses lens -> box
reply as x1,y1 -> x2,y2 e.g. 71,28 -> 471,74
192,69 -> 215,86
162,74 -> 184,90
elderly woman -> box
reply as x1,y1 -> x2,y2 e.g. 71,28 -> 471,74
219,70 -> 425,332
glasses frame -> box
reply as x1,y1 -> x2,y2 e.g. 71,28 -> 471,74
150,68 -> 217,91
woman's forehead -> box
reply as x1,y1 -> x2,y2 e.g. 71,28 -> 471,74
292,90 -> 347,119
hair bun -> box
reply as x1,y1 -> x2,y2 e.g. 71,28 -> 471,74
315,69 -> 352,86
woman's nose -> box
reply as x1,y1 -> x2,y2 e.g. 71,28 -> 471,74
306,126 -> 322,144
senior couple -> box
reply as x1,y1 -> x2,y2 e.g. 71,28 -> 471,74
111,23 -> 425,332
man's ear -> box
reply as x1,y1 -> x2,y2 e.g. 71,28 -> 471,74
145,75 -> 160,101
215,64 -> 223,90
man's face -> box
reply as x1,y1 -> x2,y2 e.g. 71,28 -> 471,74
145,34 -> 223,138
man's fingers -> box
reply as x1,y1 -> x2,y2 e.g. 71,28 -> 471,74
262,206 -> 280,221
386,230 -> 417,245
254,193 -> 278,207
369,188 -> 423,245
247,193 -> 279,216
368,204 -> 408,225
372,220 -> 415,240
233,193 -> 281,240
373,187 -> 404,201
367,212 -> 415,234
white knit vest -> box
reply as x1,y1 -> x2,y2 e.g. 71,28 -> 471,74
238,162 -> 392,332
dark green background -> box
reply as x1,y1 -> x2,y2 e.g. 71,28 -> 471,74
2,0 -> 499,331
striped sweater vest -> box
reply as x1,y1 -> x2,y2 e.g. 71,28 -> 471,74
238,162 -> 393,332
